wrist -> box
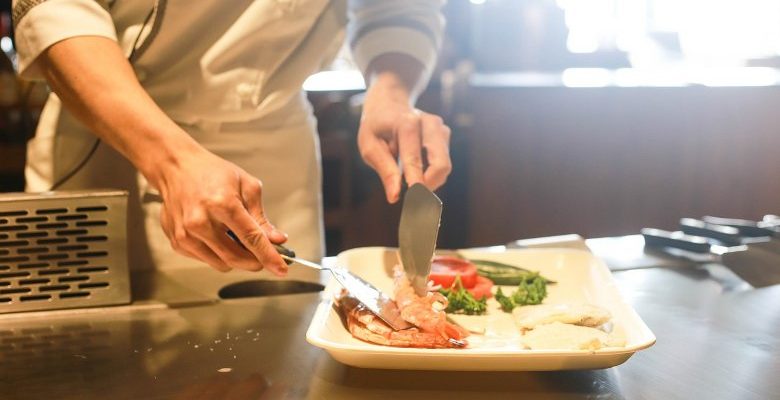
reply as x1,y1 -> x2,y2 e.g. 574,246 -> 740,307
369,71 -> 414,105
133,125 -> 204,191
370,71 -> 413,104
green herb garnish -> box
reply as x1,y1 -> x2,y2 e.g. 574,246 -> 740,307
438,276 -> 488,315
493,272 -> 548,312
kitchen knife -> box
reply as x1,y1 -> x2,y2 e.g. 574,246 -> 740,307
686,217 -> 780,255
274,245 -> 413,331
642,228 -> 780,288
701,216 -> 779,237
398,183 -> 443,297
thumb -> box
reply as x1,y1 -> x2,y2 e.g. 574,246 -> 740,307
358,129 -> 402,203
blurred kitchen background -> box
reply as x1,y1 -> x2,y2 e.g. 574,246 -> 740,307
2,0 -> 779,255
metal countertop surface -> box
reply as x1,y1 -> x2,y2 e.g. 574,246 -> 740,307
1,236 -> 779,400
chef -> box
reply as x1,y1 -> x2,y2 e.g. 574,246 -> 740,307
11,0 -> 451,279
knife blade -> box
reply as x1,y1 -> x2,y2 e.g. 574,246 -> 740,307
398,183 -> 443,296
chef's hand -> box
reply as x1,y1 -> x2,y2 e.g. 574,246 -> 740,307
154,148 -> 289,275
35,37 -> 288,275
358,61 -> 452,204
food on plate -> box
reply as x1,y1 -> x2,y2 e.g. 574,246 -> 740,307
334,265 -> 469,349
430,256 -> 495,299
429,256 -> 478,289
393,265 -> 470,342
333,251 -> 626,352
514,303 -> 624,350
494,273 -> 549,312
439,277 -> 488,315
467,258 -> 557,285
512,303 -> 612,330
521,322 -> 626,350
465,275 -> 494,299
336,292 -> 465,348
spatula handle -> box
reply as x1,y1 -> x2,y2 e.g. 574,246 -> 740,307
273,244 -> 296,260
227,229 -> 296,265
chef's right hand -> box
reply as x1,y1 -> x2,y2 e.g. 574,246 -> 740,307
33,36 -> 286,274
152,148 -> 289,275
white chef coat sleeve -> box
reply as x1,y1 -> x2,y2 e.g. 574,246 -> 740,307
12,0 -> 117,80
347,0 -> 445,81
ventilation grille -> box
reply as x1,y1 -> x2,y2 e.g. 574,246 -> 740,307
0,191 -> 129,313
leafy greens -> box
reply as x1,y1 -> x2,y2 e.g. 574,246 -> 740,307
439,276 -> 488,315
494,272 -> 548,312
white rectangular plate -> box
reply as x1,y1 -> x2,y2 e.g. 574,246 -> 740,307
306,247 -> 655,371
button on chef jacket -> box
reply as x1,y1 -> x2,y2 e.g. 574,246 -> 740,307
12,0 -> 444,279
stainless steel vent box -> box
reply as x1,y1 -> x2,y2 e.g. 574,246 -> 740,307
0,190 -> 130,313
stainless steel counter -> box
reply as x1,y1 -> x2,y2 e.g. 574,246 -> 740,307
1,236 -> 779,399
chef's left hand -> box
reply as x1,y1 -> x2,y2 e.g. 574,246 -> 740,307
357,75 -> 452,204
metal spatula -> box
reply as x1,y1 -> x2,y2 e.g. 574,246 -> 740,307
398,183 -> 443,296
274,245 -> 413,330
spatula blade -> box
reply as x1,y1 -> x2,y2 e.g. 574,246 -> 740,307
328,266 -> 412,330
398,184 -> 443,296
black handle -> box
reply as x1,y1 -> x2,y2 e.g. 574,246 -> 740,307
679,218 -> 743,246
273,244 -> 296,260
702,216 -> 776,238
226,230 -> 296,264
641,228 -> 712,253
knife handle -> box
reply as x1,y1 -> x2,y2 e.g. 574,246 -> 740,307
702,216 -> 776,238
679,218 -> 743,246
273,244 -> 296,263
641,228 -> 712,253
226,230 -> 296,265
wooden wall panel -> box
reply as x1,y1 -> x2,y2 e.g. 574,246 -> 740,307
464,85 -> 780,246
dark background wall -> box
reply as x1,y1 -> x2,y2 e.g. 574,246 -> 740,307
2,1 -> 779,256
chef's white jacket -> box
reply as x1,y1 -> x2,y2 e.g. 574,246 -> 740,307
11,0 -> 444,277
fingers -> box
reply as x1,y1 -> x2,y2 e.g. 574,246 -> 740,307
160,190 -> 286,274
420,114 -> 452,190
359,127 -> 402,203
359,111 -> 453,202
184,210 -> 264,272
239,174 -> 287,244
398,113 -> 425,188
160,203 -> 231,272
180,240 -> 232,273
211,198 -> 289,276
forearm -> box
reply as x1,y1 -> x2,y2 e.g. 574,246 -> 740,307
37,36 -> 202,188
